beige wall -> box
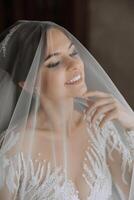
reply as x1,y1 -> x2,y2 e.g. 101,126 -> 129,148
88,0 -> 134,109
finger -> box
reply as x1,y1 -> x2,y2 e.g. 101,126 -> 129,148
99,109 -> 117,128
79,96 -> 94,106
86,97 -> 114,116
91,103 -> 115,124
82,91 -> 112,98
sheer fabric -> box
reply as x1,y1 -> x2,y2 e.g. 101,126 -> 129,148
0,20 -> 134,200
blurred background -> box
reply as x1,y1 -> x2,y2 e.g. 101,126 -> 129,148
0,0 -> 134,109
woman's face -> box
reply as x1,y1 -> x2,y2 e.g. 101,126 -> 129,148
38,28 -> 87,100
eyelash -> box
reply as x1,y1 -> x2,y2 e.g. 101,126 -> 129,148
69,51 -> 79,57
47,61 -> 60,68
47,50 -> 79,68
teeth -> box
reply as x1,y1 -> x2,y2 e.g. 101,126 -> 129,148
66,75 -> 81,84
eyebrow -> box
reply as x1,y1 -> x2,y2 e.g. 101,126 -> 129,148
44,42 -> 74,62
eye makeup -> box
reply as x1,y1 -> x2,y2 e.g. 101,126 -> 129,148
70,50 -> 79,57
47,61 -> 60,68
46,49 -> 79,68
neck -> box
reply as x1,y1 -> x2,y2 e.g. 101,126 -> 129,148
36,96 -> 80,137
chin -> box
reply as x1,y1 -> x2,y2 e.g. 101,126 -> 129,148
72,85 -> 87,98
79,82 -> 87,95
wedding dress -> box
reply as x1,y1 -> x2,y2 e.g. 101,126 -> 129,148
0,20 -> 134,200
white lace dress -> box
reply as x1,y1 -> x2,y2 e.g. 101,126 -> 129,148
0,117 -> 134,200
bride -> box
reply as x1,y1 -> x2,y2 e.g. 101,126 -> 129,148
0,20 -> 134,200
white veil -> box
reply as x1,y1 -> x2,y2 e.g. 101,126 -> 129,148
0,20 -> 134,200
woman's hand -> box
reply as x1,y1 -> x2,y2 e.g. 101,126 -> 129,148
81,91 -> 134,131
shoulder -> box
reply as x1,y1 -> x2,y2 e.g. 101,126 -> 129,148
0,124 -> 34,157
0,126 -> 20,153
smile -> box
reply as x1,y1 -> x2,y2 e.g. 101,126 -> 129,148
65,74 -> 82,85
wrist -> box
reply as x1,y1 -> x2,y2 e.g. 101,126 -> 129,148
124,120 -> 134,132
125,125 -> 134,132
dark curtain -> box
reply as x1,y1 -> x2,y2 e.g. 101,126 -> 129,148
0,0 -> 89,47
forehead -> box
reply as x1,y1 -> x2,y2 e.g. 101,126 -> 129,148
46,28 -> 71,54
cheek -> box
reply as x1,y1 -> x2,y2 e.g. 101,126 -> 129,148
49,71 -> 65,87
41,70 -> 66,96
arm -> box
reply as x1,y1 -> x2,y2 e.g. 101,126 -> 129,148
0,128 -> 21,200
105,121 -> 134,200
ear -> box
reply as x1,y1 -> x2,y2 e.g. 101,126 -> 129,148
18,81 -> 30,92
18,81 -> 39,95
18,81 -> 25,89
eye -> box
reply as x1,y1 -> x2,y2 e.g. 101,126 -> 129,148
47,61 -> 60,68
70,50 -> 79,57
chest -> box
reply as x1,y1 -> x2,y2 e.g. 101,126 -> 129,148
30,123 -> 90,197
26,123 -> 111,200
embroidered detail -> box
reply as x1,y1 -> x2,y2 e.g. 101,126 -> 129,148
125,129 -> 134,158
6,152 -> 80,200
0,24 -> 21,57
104,121 -> 133,184
0,125 -> 113,200
0,117 -> 133,200
0,128 -> 19,189
54,180 -> 80,200
82,121 -> 112,200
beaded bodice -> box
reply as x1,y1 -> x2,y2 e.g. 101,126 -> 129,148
0,118 -> 133,200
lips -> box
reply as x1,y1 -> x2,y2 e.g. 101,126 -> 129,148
66,72 -> 81,82
65,72 -> 82,85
